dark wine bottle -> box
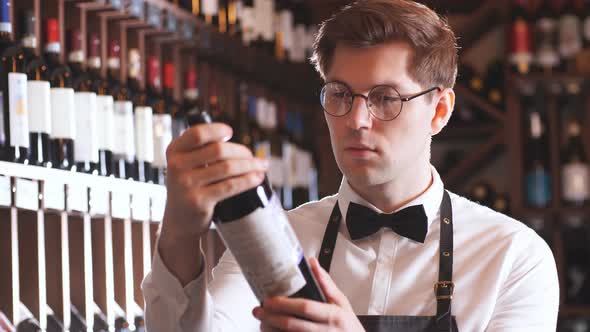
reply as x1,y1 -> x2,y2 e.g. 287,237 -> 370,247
562,216 -> 590,304
20,10 -> 52,167
186,110 -> 326,303
524,91 -> 552,207
492,192 -> 511,215
15,318 -> 41,332
0,0 -> 29,164
535,0 -> 561,72
509,0 -> 534,74
470,181 -> 496,208
44,18 -> 75,171
561,118 -> 590,205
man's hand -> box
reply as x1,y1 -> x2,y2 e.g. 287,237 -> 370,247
252,258 -> 365,332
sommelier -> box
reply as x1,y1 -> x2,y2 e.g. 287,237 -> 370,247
142,1 -> 559,331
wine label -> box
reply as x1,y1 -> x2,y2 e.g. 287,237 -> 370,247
153,113 -> 172,168
267,101 -> 277,130
74,92 -> 99,163
525,168 -> 552,207
291,24 -> 307,63
44,180 -> 65,211
254,140 -> 271,159
113,101 -> 135,161
96,95 -> 115,152
268,156 -> 284,188
559,15 -> 582,59
151,192 -> 165,222
8,72 -> 30,148
90,185 -> 109,216
131,192 -> 150,221
0,175 -> 11,207
562,162 -> 590,203
134,106 -> 154,163
216,194 -> 306,301
279,10 -> 294,51
107,57 -> 120,70
50,88 -> 76,140
68,50 -> 85,64
240,7 -> 255,45
260,0 -> 274,42
111,191 -> 130,219
256,97 -> 267,129
15,178 -> 38,211
27,80 -> 52,134
282,141 -> 294,187
202,0 -> 219,16
0,23 -> 11,34
67,183 -> 88,213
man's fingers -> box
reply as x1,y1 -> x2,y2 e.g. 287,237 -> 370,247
253,306 -> 325,332
180,158 -> 269,188
309,257 -> 349,308
201,171 -> 266,203
262,297 -> 340,324
167,123 -> 233,154
172,142 -> 255,171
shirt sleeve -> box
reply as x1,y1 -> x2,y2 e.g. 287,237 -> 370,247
485,228 -> 560,332
141,239 -> 261,332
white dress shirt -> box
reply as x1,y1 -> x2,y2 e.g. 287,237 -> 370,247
141,166 -> 559,332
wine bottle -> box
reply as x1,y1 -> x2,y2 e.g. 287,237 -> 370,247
524,93 -> 552,207
470,181 -> 496,208
562,117 -> 590,205
44,18 -> 75,170
562,216 -> 590,304
559,0 -> 583,71
88,33 -> 115,177
186,110 -> 326,303
20,10 -> 52,167
535,0 -> 561,72
150,62 -> 176,184
492,192 -> 511,215
15,318 -> 41,332
483,60 -> 505,110
180,65 -> 197,138
0,0 -> 29,164
509,0 -> 534,74
202,0 -> 219,25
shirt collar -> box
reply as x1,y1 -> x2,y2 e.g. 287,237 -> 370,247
337,165 -> 444,229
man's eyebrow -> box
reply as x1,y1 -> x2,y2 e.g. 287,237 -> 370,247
324,77 -> 405,91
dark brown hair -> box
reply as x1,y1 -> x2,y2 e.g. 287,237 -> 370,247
311,0 -> 458,90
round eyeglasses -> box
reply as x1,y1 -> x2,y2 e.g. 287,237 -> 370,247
320,81 -> 441,121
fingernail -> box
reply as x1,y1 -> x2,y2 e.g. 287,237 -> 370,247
222,135 -> 232,142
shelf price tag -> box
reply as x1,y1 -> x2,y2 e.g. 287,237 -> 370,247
151,192 -> 165,222
15,178 -> 39,211
132,193 -> 150,221
90,185 -> 109,216
67,183 -> 88,213
0,175 -> 11,207
44,180 -> 65,211
112,190 -> 130,219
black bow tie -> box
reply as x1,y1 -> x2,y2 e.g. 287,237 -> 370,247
345,202 -> 428,243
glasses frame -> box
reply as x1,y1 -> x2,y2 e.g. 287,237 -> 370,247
320,80 -> 442,121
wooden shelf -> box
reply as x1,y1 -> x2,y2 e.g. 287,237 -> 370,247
454,85 -> 506,123
559,305 -> 590,316
437,124 -> 498,140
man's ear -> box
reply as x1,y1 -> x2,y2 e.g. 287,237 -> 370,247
431,88 -> 455,136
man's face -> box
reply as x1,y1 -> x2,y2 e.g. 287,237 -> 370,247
324,42 -> 439,188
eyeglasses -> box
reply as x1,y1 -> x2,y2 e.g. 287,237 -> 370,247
320,81 -> 441,121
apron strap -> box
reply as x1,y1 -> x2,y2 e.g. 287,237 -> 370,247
434,190 -> 454,331
318,203 -> 342,272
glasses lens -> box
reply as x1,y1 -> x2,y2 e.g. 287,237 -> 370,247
368,86 -> 402,120
321,82 -> 352,116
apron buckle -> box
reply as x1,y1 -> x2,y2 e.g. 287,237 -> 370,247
434,281 -> 454,300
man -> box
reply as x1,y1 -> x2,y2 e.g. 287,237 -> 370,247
142,0 -> 559,331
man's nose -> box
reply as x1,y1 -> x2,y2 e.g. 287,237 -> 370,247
346,94 -> 372,130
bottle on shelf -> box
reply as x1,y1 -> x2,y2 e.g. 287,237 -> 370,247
202,0 -> 219,26
535,0 -> 561,72
562,216 -> 590,305
469,181 -> 496,208
0,0 -> 29,164
483,60 -> 505,110
186,109 -> 327,303
492,192 -> 511,215
110,40 -> 136,180
180,65 -> 198,138
558,0 -> 583,71
509,0 -> 534,74
67,29 -> 99,174
89,33 -> 115,177
523,89 -> 552,208
20,10 -> 52,167
44,18 -> 76,171
561,117 -> 590,206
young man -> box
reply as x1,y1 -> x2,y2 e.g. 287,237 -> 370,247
142,1 -> 559,331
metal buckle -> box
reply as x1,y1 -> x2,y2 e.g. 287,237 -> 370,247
434,281 -> 454,300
